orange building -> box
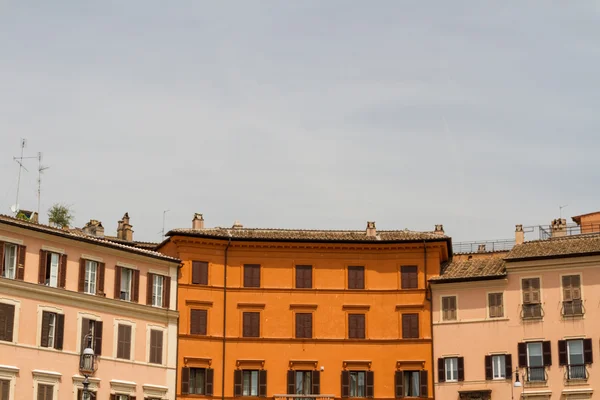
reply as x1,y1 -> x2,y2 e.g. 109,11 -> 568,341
158,214 -> 451,400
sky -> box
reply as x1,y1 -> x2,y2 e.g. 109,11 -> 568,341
1,1 -> 599,243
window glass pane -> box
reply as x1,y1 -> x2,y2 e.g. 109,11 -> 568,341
121,269 -> 132,300
492,355 -> 506,378
85,261 -> 97,294
49,253 -> 59,287
48,313 -> 56,348
411,372 -> 420,397
568,340 -> 584,365
350,372 -> 357,397
153,275 -> 163,306
250,371 -> 258,396
191,368 -> 205,394
4,244 -> 17,279
357,372 -> 365,397
445,358 -> 458,381
527,343 -> 543,367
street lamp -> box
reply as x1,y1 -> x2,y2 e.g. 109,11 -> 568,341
511,370 -> 522,400
79,333 -> 97,400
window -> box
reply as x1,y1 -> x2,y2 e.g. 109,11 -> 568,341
84,261 -> 97,294
341,370 -> 373,398
295,265 -> 312,289
114,396 -> 129,400
488,293 -> 504,318
181,367 -> 214,395
348,314 -> 365,339
192,261 -> 209,285
395,370 -> 427,398
445,358 -> 458,382
485,354 -> 512,380
295,313 -> 312,339
492,355 -> 506,379
350,371 -> 365,397
37,383 -> 54,400
243,371 -> 259,396
77,389 -> 98,400
80,318 -> 103,355
288,370 -> 320,395
233,369 -> 266,397
120,268 -> 133,301
190,309 -> 208,335
402,314 -> 419,339
401,266 -> 418,289
518,341 -> 550,382
441,296 -> 457,321
41,311 -> 64,350
0,379 -> 9,400
151,275 -> 164,307
45,253 -> 60,287
243,264 -> 260,288
2,243 -> 17,279
348,266 -> 365,289
0,303 -> 15,342
521,278 -> 542,318
149,329 -> 163,364
116,324 -> 132,360
147,273 -> 171,308
190,368 -> 207,394
559,338 -> 592,380
243,312 -> 260,337
562,275 -> 583,316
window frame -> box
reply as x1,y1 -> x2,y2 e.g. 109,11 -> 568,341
243,264 -> 261,288
444,357 -> 458,382
84,260 -> 98,295
402,370 -> 421,397
347,313 -> 366,339
348,371 -> 366,398
295,265 -> 313,289
347,266 -> 365,290
401,313 -> 419,339
190,309 -> 208,336
190,367 -> 208,395
0,300 -> 18,343
152,274 -> 164,307
294,312 -> 313,339
487,292 -> 504,319
45,252 -> 60,288
3,243 -> 18,279
242,312 -> 260,338
191,261 -> 209,285
242,370 -> 260,397
120,267 -> 134,301
400,266 -> 418,289
148,327 -> 165,365
114,321 -> 134,360
491,355 -> 506,380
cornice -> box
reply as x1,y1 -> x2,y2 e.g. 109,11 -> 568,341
0,277 -> 178,323
179,335 -> 432,344
178,284 -> 427,295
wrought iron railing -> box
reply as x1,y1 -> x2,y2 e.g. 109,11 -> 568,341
452,239 -> 515,254
562,300 -> 585,317
521,303 -> 544,320
526,367 -> 546,382
566,364 -> 588,380
527,223 -> 600,241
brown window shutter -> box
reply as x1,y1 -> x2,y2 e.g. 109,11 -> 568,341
341,371 -> 350,398
41,311 -> 51,347
77,389 -> 82,400
358,314 -> 365,338
419,370 -> 428,398
78,259 -> 86,292
114,266 -> 122,299
366,370 -> 374,398
146,273 -> 154,305
311,370 -> 320,395
0,304 -> 15,342
192,261 -> 201,284
192,261 -> 208,285
233,370 -> 242,397
437,358 -> 445,383
97,262 -> 105,294
584,338 -> 593,364
163,276 -> 171,308
518,342 -> 527,367
305,313 -> 312,338
110,395 -> 116,400
504,354 -> 512,380
411,314 -> 419,338
58,254 -> 67,288
286,370 -> 295,394
258,369 -> 267,397
81,318 -> 91,351
0,242 -> 4,277
542,341 -> 552,366
132,269 -> 140,302
558,340 -> 567,365
38,250 -> 47,284
395,370 -> 404,398
0,379 -> 7,399
191,309 -> 207,335
181,367 -> 190,394
205,367 -> 214,396
17,245 -> 26,280
457,357 -> 465,381
572,275 -> 581,299
94,320 -> 103,356
484,355 -> 492,380
153,330 -> 163,364
55,313 -> 64,350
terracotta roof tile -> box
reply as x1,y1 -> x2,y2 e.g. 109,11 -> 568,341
431,256 -> 506,282
505,233 -> 600,261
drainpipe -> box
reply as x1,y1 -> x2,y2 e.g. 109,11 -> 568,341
221,234 -> 232,400
424,240 -> 435,400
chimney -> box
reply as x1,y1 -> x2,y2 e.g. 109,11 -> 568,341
83,219 -> 105,238
366,221 -> 376,237
551,218 -> 567,238
477,244 -> 486,252
117,212 -> 134,241
192,213 -> 204,229
434,224 -> 444,235
232,220 -> 243,229
515,224 -> 524,245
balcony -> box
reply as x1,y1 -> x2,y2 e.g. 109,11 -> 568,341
521,304 -> 544,320
526,367 -> 547,383
274,395 -> 335,400
566,364 -> 588,381
562,300 -> 584,317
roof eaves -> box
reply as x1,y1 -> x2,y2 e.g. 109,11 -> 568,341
429,274 -> 507,284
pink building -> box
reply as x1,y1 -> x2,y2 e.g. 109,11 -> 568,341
431,221 -> 600,400
0,214 -> 180,400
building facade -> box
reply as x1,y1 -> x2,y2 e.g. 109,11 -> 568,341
0,214 -> 180,400
158,214 -> 451,400
431,220 -> 600,400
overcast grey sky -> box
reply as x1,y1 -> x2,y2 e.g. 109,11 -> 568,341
1,1 -> 599,243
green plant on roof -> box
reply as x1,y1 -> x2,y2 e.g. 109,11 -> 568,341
48,203 -> 74,228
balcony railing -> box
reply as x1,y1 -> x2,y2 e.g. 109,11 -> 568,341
566,364 -> 588,381
274,395 -> 335,400
521,303 -> 544,320
452,239 -> 515,254
562,300 -> 585,317
526,367 -> 547,382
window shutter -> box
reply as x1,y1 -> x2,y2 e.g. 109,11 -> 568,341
394,371 -> 403,398
419,370 -> 427,398
437,358 -> 445,383
59,254 -> 67,288
484,355 -> 492,380
110,395 -> 116,400
234,370 -> 242,397
55,313 -> 64,350
296,314 -> 304,338
181,367 -> 190,394
411,315 -> 419,338
163,276 -> 171,308
4,304 -> 14,342
542,341 -> 552,366
78,259 -> 86,292
558,340 -> 567,365
562,276 -> 572,301
441,297 -> 448,320
457,357 -> 465,381
81,318 -> 90,351
192,261 -> 201,284
287,370 -> 295,394
518,343 -> 527,367
259,370 -> 267,397
450,297 -> 457,320
505,354 -> 512,380
341,371 -> 350,398
366,370 -> 374,398
146,273 -> 154,305
0,242 -> 4,276
94,320 -> 103,356
41,311 -> 51,347
305,314 -> 312,338
97,262 -> 105,294
114,266 -> 122,299
17,245 -> 26,280
572,275 -> 581,299
312,370 -> 320,395
206,368 -> 214,396
584,338 -> 593,364
38,250 -> 47,284
132,269 -> 140,302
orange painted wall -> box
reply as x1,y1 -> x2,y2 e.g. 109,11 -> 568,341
162,237 -> 450,400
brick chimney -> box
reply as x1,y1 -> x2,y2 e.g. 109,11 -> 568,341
192,213 -> 204,229
551,218 -> 567,238
117,212 -> 134,241
434,224 -> 444,235
366,221 -> 376,237
515,224 -> 524,245
477,244 -> 486,252
232,220 -> 243,229
83,219 -> 105,238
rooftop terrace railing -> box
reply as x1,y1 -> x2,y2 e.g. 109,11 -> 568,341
452,239 -> 515,254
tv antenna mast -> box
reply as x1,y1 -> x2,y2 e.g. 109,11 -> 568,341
559,204 -> 568,219
12,139 -> 37,215
37,153 -> 50,217
160,209 -> 170,238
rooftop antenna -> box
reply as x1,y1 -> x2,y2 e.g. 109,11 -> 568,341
37,152 -> 50,218
12,139 -> 37,215
559,204 -> 568,219
160,209 -> 170,239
